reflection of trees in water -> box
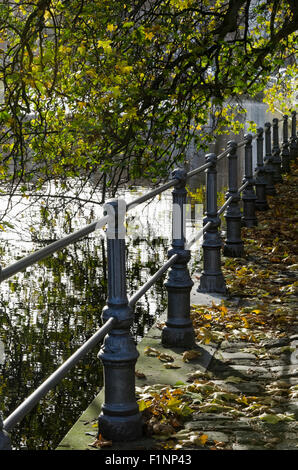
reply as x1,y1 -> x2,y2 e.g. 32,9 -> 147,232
0,220 -> 168,449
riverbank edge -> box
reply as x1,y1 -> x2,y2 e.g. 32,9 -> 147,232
56,290 -> 226,451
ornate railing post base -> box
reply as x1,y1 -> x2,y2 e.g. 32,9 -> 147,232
223,214 -> 245,257
241,200 -> 258,228
98,327 -> 142,442
162,249 -> 195,349
162,324 -> 196,349
223,241 -> 245,258
255,185 -> 269,211
198,219 -> 227,294
198,271 -> 227,294
98,412 -> 142,442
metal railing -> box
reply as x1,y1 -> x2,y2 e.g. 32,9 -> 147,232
0,110 -> 297,449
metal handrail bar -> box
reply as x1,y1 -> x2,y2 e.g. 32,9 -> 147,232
126,132 -> 259,213
238,180 -> 249,193
3,317 -> 116,432
185,221 -> 211,250
127,161 -> 213,211
183,161 -> 212,179
217,195 -> 233,217
128,253 -> 179,307
0,215 -> 108,282
0,215 -> 109,282
126,180 -> 179,211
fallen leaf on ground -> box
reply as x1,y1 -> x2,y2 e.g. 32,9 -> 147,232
158,353 -> 175,362
144,347 -> 160,357
163,362 -> 181,369
135,370 -> 146,379
88,434 -> 113,448
182,350 -> 201,362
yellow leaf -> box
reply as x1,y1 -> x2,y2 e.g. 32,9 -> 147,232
145,31 -> 154,40
200,434 -> 208,445
107,24 -> 116,32
204,314 -> 212,320
97,40 -> 112,54
182,350 -> 201,362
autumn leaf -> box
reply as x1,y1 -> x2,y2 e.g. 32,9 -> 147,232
182,350 -> 201,362
89,434 -> 112,448
144,347 -> 160,357
135,370 -> 146,379
199,434 -> 208,445
158,353 -> 175,362
163,362 -> 181,369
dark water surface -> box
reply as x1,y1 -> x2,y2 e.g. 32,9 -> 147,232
0,183 -> 203,449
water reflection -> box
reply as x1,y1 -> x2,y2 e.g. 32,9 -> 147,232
0,182 -> 203,449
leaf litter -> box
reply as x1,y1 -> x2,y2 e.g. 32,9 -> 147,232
135,165 -> 298,450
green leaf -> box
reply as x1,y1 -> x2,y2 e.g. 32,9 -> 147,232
257,413 -> 295,424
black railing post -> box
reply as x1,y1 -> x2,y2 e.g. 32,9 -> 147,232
162,169 -> 195,348
0,415 -> 11,450
242,134 -> 258,227
97,199 -> 142,441
281,115 -> 290,173
198,154 -> 226,294
255,127 -> 269,211
223,141 -> 244,257
272,118 -> 283,183
263,122 -> 277,196
290,110 -> 298,161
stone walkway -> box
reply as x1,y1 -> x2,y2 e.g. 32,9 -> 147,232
187,307 -> 298,450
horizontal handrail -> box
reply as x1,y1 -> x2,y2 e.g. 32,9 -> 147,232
217,195 -> 233,216
238,180 -> 249,193
0,215 -> 109,282
126,179 -> 179,211
185,221 -> 211,250
127,160 -> 213,211
3,316 -> 116,432
128,253 -> 179,307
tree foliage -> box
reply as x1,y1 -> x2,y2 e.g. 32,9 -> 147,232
0,0 -> 297,199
